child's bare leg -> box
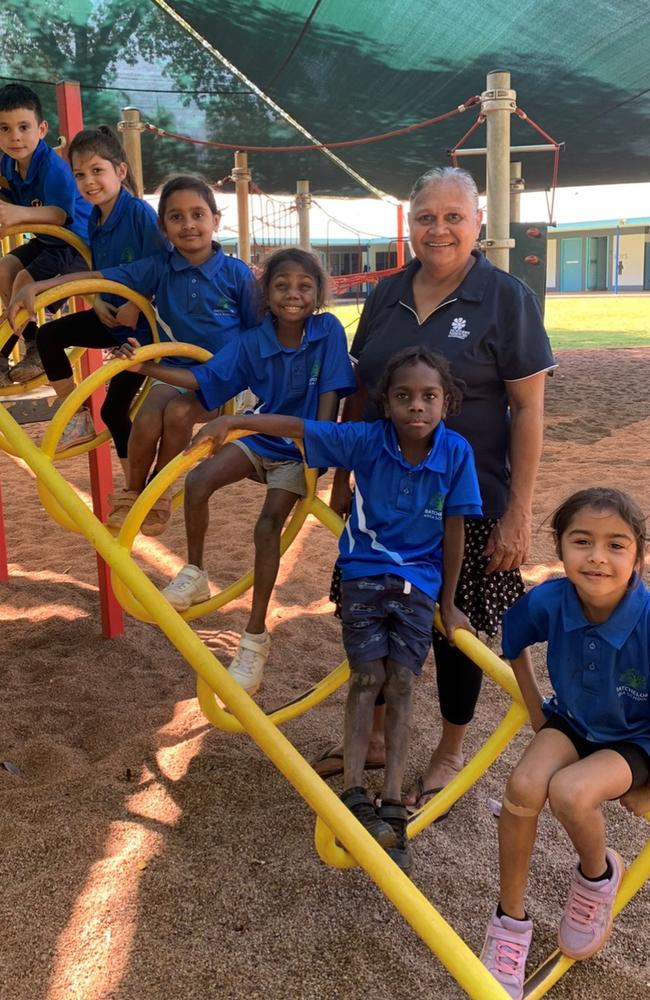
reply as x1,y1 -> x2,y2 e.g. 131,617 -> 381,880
0,256 -> 23,362
10,269 -> 38,339
247,488 -> 297,634
382,659 -> 416,802
499,729 -> 579,918
126,384 -> 179,492
548,750 -> 633,877
344,659 -> 386,790
158,392 -> 209,471
184,444 -> 256,568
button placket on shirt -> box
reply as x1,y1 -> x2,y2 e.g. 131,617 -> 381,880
582,630 -> 602,691
395,470 -> 415,513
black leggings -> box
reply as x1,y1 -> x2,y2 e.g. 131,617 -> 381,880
432,641 -> 483,727
35,311 -> 144,459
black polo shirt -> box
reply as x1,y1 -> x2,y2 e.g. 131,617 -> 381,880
351,252 -> 555,517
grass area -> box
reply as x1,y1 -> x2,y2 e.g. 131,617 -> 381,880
332,294 -> 650,350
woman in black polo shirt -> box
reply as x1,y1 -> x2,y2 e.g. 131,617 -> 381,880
316,166 -> 555,809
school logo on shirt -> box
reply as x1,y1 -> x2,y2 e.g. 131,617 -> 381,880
424,493 -> 445,520
213,296 -> 235,315
617,668 -> 648,702
31,198 -> 43,208
121,247 -> 136,263
308,360 -> 321,385
448,317 -> 470,339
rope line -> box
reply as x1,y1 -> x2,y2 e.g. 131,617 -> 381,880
142,97 -> 480,153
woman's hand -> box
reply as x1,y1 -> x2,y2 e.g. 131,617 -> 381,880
439,603 -> 475,647
483,505 -> 531,574
619,784 -> 650,818
115,301 -> 141,330
329,469 -> 352,520
186,416 -> 233,456
93,297 -> 120,329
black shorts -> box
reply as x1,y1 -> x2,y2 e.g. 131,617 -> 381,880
543,713 -> 650,790
9,237 -> 88,282
341,573 -> 434,675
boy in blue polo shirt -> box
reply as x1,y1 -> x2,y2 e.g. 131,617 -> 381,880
481,487 -> 650,999
0,84 -> 91,385
186,345 -> 482,872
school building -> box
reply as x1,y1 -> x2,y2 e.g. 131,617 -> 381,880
547,218 -> 650,292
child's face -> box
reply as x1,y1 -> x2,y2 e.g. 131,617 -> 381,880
383,361 -> 448,445
266,262 -> 318,328
0,108 -> 47,164
161,190 -> 219,263
72,152 -> 126,214
559,506 -> 641,619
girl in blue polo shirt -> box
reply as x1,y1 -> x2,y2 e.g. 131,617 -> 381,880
117,246 -> 356,678
183,345 -> 483,873
9,173 -> 259,533
8,126 -> 164,460
481,487 -> 650,999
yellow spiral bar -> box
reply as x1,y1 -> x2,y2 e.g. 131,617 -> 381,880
1,401 -> 648,1000
0,401 -> 517,1000
0,226 -> 93,396
37,339 -> 211,534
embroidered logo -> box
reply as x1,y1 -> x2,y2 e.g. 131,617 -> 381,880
213,296 -> 235,314
308,360 -> 321,385
424,492 -> 445,520
448,316 -> 470,339
30,197 -> 43,208
121,247 -> 136,263
617,667 -> 648,702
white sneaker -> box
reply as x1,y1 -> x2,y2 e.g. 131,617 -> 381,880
228,631 -> 270,695
56,407 -> 96,453
161,564 -> 210,611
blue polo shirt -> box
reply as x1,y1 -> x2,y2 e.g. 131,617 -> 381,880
502,577 -> 650,754
302,419 -> 482,599
88,187 -> 165,345
102,242 -> 260,366
0,139 -> 91,244
193,312 -> 356,462
351,252 -> 555,517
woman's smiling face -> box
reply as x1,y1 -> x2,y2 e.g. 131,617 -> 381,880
408,179 -> 482,277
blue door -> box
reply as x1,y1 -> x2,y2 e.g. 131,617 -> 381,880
560,238 -> 583,292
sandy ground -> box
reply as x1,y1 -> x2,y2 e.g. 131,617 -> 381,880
1,347 -> 650,1000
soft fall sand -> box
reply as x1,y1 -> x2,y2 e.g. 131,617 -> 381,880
1,348 -> 650,1000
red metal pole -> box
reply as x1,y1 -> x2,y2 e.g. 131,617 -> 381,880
55,80 -> 124,639
0,477 -> 8,582
396,203 -> 405,268
55,80 -> 84,154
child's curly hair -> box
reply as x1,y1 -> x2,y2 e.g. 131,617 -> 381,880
374,346 -> 464,416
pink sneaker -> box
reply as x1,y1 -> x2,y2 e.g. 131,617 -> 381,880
558,849 -> 625,959
480,909 -> 533,1000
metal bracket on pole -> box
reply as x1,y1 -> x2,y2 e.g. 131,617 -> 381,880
477,238 -> 515,251
480,88 -> 517,113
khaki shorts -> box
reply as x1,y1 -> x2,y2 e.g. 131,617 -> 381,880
232,438 -> 307,496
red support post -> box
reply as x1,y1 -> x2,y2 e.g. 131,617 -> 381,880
396,202 -> 405,268
0,478 -> 8,582
55,80 -> 84,154
55,80 -> 124,639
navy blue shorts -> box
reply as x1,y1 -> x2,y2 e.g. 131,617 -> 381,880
9,237 -> 88,283
340,573 -> 434,675
543,714 -> 650,790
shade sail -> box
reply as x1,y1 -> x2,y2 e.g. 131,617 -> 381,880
2,0 -> 649,197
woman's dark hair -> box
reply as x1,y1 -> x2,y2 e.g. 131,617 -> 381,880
157,174 -> 220,222
551,487 -> 647,568
374,346 -> 464,416
260,247 -> 329,309
68,127 -> 136,194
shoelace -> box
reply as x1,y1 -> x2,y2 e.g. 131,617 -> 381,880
494,938 -> 527,976
234,646 -> 261,679
566,888 -> 599,927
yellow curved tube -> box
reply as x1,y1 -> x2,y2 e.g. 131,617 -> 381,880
37,339 -> 211,533
0,401 -> 517,1000
0,224 -> 92,267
